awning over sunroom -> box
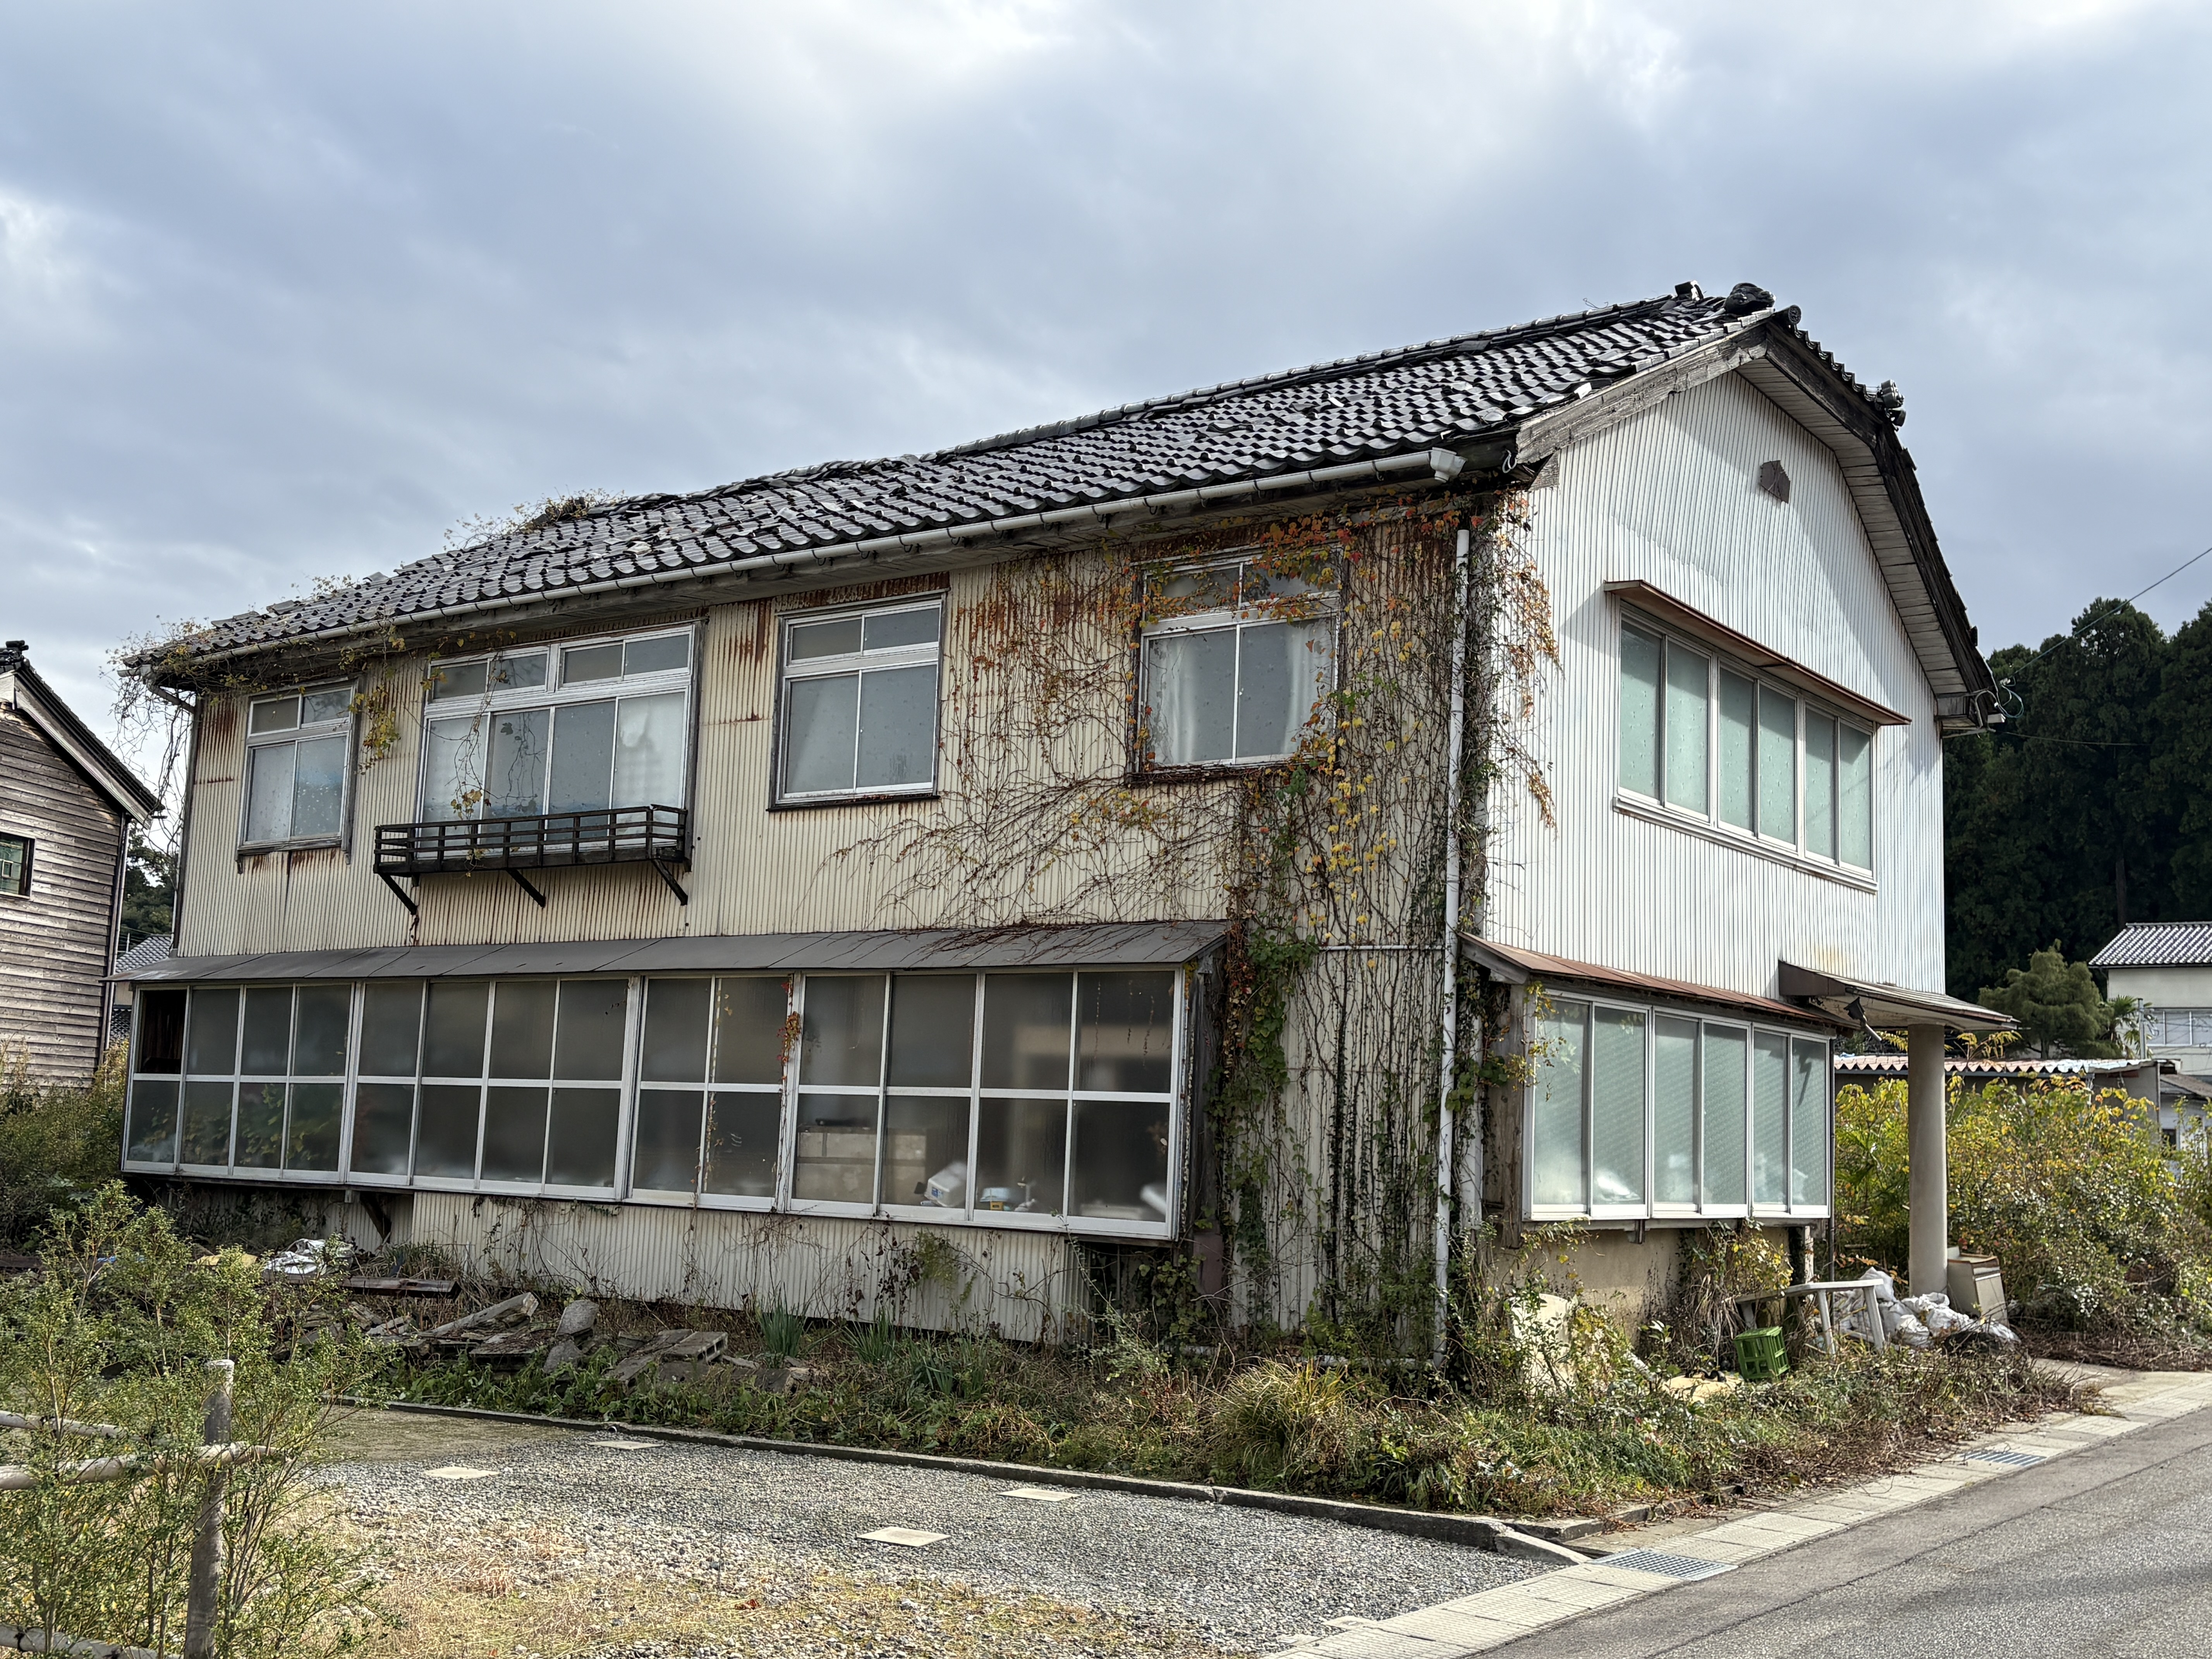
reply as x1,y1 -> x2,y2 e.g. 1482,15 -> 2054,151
1461,936 -> 1848,1029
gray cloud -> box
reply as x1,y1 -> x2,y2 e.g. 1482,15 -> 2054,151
4,0 -> 2208,771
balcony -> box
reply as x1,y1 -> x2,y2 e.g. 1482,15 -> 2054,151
373,804 -> 690,910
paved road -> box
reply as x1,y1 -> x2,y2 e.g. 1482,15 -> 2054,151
1493,1402 -> 2212,1659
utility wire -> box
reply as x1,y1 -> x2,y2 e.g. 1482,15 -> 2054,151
2012,540 -> 2212,673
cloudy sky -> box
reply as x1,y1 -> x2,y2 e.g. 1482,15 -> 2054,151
5,0 -> 2209,771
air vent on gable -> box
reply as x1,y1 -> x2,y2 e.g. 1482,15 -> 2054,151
1757,460 -> 1792,503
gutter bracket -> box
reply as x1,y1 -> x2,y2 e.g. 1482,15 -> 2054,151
376,872 -> 419,915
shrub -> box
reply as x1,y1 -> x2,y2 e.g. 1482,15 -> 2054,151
0,1048 -> 127,1252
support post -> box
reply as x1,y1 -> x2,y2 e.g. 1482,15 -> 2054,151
1432,525 -> 1472,1365
182,1359 -> 234,1659
1907,1022 -> 1948,1297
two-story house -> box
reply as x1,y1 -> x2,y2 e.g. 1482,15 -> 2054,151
118,282 -> 2004,1340
2,641 -> 164,1082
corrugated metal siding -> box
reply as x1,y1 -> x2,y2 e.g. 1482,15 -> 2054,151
407,1194 -> 1079,1341
1485,371 -> 1944,997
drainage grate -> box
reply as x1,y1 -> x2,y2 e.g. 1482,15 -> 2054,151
1599,1549 -> 1737,1581
1962,1448 -> 2045,1468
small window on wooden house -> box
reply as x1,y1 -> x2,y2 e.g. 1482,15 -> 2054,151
775,602 -> 943,802
1140,557 -> 1337,768
0,834 -> 29,897
242,684 -> 354,848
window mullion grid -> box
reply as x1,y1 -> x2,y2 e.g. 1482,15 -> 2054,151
964,974 -> 985,1224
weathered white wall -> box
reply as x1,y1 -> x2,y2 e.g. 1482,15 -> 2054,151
1485,371 -> 1946,1000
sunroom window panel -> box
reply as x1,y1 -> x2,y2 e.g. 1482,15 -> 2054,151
414,1085 -> 481,1178
1717,670 -> 1755,830
553,979 -> 629,1080
1663,643 -> 1709,812
800,975 -> 885,1086
240,986 -> 293,1076
1752,1031 -> 1790,1204
422,982 -> 490,1078
614,691 -> 689,806
1839,726 -> 1873,868
234,1082 -> 285,1169
1077,972 -> 1175,1093
185,988 -> 239,1077
126,1079 -> 179,1164
1791,1039 -> 1829,1206
1652,1016 -> 1698,1203
179,1081 -> 235,1166
793,1094 -> 882,1204
1530,1002 -> 1588,1208
712,977 -> 789,1085
1070,1098 -> 1171,1222
545,1088 -> 620,1187
855,666 -> 937,790
479,1085 -> 548,1182
703,1092 -> 781,1196
358,983 -> 423,1077
1618,625 -> 1661,797
1702,1025 -> 1748,1207
888,975 -> 975,1088
885,1094 -> 966,1207
1757,689 -> 1796,842
642,978 -> 712,1084
1145,629 -> 1236,766
134,988 -> 187,1075
488,981 -> 556,1079
1590,1008 -> 1647,1206
1805,715 -> 1837,861
294,985 -> 351,1076
982,974 -> 1073,1091
976,1097 -> 1067,1214
350,1083 -> 415,1176
634,1088 -> 704,1191
286,1083 -> 343,1171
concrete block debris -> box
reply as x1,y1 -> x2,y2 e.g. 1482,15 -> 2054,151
860,1527 -> 946,1548
425,1292 -> 538,1342
556,1298 -> 598,1338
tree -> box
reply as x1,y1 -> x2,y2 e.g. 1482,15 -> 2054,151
119,831 -> 174,949
1980,945 -> 2113,1058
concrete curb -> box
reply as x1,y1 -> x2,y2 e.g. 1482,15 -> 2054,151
340,1395 -> 1522,1553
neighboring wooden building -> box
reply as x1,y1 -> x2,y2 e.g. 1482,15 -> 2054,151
0,642 -> 163,1082
117,281 -> 2006,1337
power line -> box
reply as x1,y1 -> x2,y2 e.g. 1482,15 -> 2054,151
2013,540 -> 2212,674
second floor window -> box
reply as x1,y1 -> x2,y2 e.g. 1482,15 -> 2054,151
776,600 -> 943,802
243,684 -> 354,847
1141,556 -> 1337,768
1620,617 -> 1874,871
420,628 -> 693,823
0,834 -> 31,896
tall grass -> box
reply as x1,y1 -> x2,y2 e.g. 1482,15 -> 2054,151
0,1047 -> 126,1252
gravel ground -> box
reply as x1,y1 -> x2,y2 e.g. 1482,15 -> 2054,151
323,1409 -> 1536,1655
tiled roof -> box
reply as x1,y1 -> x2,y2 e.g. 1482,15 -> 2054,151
145,282 -> 1893,667
1834,1054 -> 2150,1077
2091,922 -> 2212,969
113,934 -> 173,975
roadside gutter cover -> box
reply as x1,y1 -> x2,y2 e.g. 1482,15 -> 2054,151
130,919 -> 1228,984
1776,961 -> 2015,1032
1462,935 -> 1846,1028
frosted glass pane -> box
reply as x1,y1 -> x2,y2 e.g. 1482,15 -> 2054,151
1805,714 -> 1836,860
179,1080 -> 234,1165
1653,1015 -> 1697,1203
623,633 -> 690,675
1077,972 -> 1174,1093
1839,726 -> 1873,868
1235,618 -> 1331,759
1619,625 -> 1660,796
1530,1003 -> 1587,1208
1752,1031 -> 1790,1204
1702,1026 -> 1748,1206
133,988 -> 186,1074
1718,670 -> 1755,830
784,674 -> 857,795
358,983 -> 422,1077
1664,642 -> 1709,812
185,988 -> 238,1076
789,617 -> 861,660
563,641 -> 623,684
1590,1008 -> 1646,1206
642,979 -> 711,1084
615,692 -> 687,807
350,1082 -> 414,1175
1792,1039 -> 1829,1206
240,986 -> 293,1075
549,700 -> 616,813
422,982 -> 489,1078
712,977 -> 790,1085
1757,689 -> 1796,842
981,974 -> 1072,1091
287,1082 -> 343,1171
291,735 -> 347,838
863,607 -> 938,651
553,979 -> 628,1080
293,984 -> 350,1076
704,1091 -> 781,1196
234,1081 -> 285,1168
126,1078 -> 178,1163
1146,629 -> 1235,765
249,696 -> 298,734
481,1085 -> 549,1182
429,660 -> 488,701
302,685 -> 354,723
546,1088 -> 619,1187
791,1092 -> 879,1204
976,1097 -> 1066,1214
633,1090 -> 703,1192
799,975 -> 884,1086
493,651 -> 546,692
489,981 -> 556,1079
1070,1098 -> 1171,1221
885,1094 -> 969,1207
887,975 -> 975,1087
484,709 -> 548,818
414,1084 -> 480,1177
421,714 -> 482,821
856,666 -> 937,789
244,743 -> 294,842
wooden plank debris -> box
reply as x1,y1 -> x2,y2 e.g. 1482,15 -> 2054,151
340,1277 -> 458,1297
424,1292 -> 536,1341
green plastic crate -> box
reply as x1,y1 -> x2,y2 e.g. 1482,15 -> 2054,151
1733,1325 -> 1788,1381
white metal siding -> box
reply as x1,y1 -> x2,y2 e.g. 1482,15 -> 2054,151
1486,371 -> 1946,998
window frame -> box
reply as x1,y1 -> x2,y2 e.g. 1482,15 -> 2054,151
1136,551 -> 1341,775
1616,608 -> 1877,878
238,681 -> 358,854
414,623 -> 699,826
1523,989 -> 1832,1225
0,833 -> 31,898
770,598 -> 946,807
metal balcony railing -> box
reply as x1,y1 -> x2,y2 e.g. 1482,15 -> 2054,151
373,804 -> 689,910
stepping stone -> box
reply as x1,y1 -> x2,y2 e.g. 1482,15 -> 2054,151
589,1437 -> 657,1449
1003,1486 -> 1077,1503
423,1465 -> 496,1480
860,1527 -> 946,1548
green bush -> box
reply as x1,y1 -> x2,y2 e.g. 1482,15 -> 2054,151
0,1048 -> 126,1252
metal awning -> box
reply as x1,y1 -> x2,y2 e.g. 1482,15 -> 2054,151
128,919 -> 1230,985
1776,961 -> 2015,1032
1462,936 -> 1847,1028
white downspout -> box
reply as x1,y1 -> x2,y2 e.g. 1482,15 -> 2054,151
1432,525 -> 1472,1364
